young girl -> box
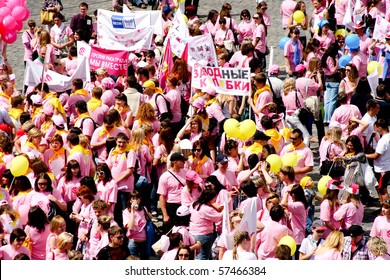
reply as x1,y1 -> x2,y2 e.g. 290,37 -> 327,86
95,163 -> 118,215
0,203 -> 22,244
46,215 -> 67,255
46,232 -> 74,260
320,179 -> 342,238
123,190 -> 148,260
57,160 -> 82,215
222,231 -> 257,260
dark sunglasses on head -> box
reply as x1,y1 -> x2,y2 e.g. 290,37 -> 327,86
29,24 -> 36,27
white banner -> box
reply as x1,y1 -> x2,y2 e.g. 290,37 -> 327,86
97,9 -> 154,51
182,33 -> 218,67
372,15 -> 390,40
24,57 -> 90,92
191,64 -> 251,96
123,6 -> 164,36
165,9 -> 190,58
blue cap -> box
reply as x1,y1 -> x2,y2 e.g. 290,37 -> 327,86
318,20 -> 330,28
162,6 -> 172,14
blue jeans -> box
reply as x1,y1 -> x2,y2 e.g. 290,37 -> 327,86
194,233 -> 216,260
128,239 -> 149,260
324,82 -> 340,123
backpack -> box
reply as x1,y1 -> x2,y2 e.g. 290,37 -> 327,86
155,94 -> 173,121
80,117 -> 99,131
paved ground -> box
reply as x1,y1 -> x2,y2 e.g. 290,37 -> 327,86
11,0 -> 380,234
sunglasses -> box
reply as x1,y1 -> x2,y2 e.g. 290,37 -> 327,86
178,254 -> 190,257
261,7 -> 267,10
116,235 -> 124,240
97,171 -> 105,176
253,17 -> 259,19
290,137 -> 299,140
316,230 -> 325,233
29,24 -> 36,27
193,148 -> 201,152
219,21 -> 226,24
16,238 -> 26,242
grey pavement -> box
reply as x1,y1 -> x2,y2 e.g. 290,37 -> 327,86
11,0 -> 379,234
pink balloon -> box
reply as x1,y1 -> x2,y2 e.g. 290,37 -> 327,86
0,7 -> 10,18
2,30 -> 17,44
0,0 -> 5,8
6,0 -> 23,10
11,5 -> 26,19
21,7 -> 29,21
18,205 -> 29,225
0,22 -> 5,36
14,20 -> 22,31
3,15 -> 16,30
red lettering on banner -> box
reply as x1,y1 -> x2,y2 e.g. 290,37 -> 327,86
214,68 -> 222,78
233,80 -> 241,89
44,74 -> 52,82
206,68 -> 214,76
200,68 -> 208,78
200,77 -> 207,88
226,80 -> 233,89
212,78 -> 219,86
242,81 -> 250,92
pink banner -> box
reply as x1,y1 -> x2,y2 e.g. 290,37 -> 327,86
88,46 -> 128,76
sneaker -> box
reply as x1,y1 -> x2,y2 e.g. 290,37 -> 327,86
151,211 -> 158,216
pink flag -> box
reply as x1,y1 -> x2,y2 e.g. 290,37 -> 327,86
181,42 -> 189,62
159,38 -> 174,91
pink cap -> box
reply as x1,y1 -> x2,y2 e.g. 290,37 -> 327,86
192,97 -> 205,110
347,184 -> 359,195
43,104 -> 54,116
269,65 -> 280,75
185,170 -> 202,184
294,64 -> 306,73
327,179 -> 344,190
202,86 -> 216,96
102,77 -> 115,89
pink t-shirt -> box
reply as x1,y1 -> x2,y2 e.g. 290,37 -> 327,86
57,177 -> 81,203
238,196 -> 263,213
136,144 -> 153,183
211,169 -> 238,192
320,199 -> 342,238
106,149 -> 136,193
101,89 -> 119,108
165,89 -> 181,123
157,169 -> 187,204
314,33 -> 335,59
43,148 -> 67,180
284,39 -> 304,73
22,29 -> 34,61
256,220 -> 291,260
280,144 -> 314,182
330,104 -> 362,135
77,202 -> 95,239
351,51 -> 368,78
89,103 -> 109,126
238,20 -> 255,43
181,186 -> 203,207
287,201 -> 307,244
25,189 -> 65,215
333,202 -> 364,230
314,248 -> 342,260
189,203 -> 222,235
229,51 -> 244,67
74,117 -> 95,139
296,77 -> 321,99
280,0 -> 297,29
123,208 -> 147,241
253,24 -> 267,53
335,0 -> 347,25
46,250 -> 68,260
0,244 -> 31,260
25,224 -> 51,260
185,156 -> 215,179
65,93 -> 90,125
370,215 -> 390,254
68,150 -> 94,177
96,179 -> 118,215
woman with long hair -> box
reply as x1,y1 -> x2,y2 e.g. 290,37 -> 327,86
214,17 -> 235,52
222,230 -> 257,260
282,77 -> 310,145
314,230 -> 344,260
186,139 -> 214,180
252,12 -> 267,72
322,43 -> 340,124
95,163 -> 118,215
174,245 -> 194,260
165,75 -> 183,135
49,12 -> 74,59
237,9 -> 255,45
281,183 -> 308,259
132,103 -> 160,136
171,58 -> 191,102
314,20 -> 335,59
319,180 -> 342,238
123,190 -> 149,260
112,93 -> 133,129
57,160 -> 81,213
205,9 -> 219,36
303,38 -> 320,66
24,206 -> 51,260
334,184 -> 364,231
339,63 -> 359,103
189,189 -> 222,260
288,1 -> 309,47
153,127 -> 175,178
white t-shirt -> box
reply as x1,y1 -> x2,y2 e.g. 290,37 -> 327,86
361,113 -> 377,149
299,235 -> 325,260
374,133 -> 390,172
222,249 -> 257,260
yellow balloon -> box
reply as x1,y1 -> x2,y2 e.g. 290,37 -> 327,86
318,175 -> 332,195
266,154 -> 283,173
279,235 -> 296,256
281,153 -> 298,167
10,156 -> 29,177
293,11 -> 305,24
224,118 -> 240,138
239,119 -> 257,140
367,61 -> 382,75
183,14 -> 188,24
335,29 -> 348,38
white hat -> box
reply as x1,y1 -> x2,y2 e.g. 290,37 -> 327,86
52,115 -> 65,127
176,205 -> 190,217
30,94 -> 43,105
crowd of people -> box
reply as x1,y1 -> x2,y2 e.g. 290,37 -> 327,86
0,0 -> 389,261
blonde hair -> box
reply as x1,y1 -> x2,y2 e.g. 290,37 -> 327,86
27,127 -> 43,142
129,128 -> 145,153
331,127 -> 342,142
283,78 -> 296,95
232,231 -> 250,260
315,230 -> 344,256
367,236 -> 388,257
96,68 -> 108,77
50,215 -> 66,233
68,250 -> 83,260
57,232 -> 74,250
79,134 -> 90,150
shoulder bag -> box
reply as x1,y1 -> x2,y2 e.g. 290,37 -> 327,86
320,143 -> 346,177
294,90 -> 311,124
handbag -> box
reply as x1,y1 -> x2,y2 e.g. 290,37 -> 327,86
40,10 -> 55,25
343,161 -> 363,186
294,90 -> 311,124
364,133 -> 375,154
144,207 -> 163,257
361,162 -> 378,192
320,144 -> 346,177
151,228 -> 172,255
